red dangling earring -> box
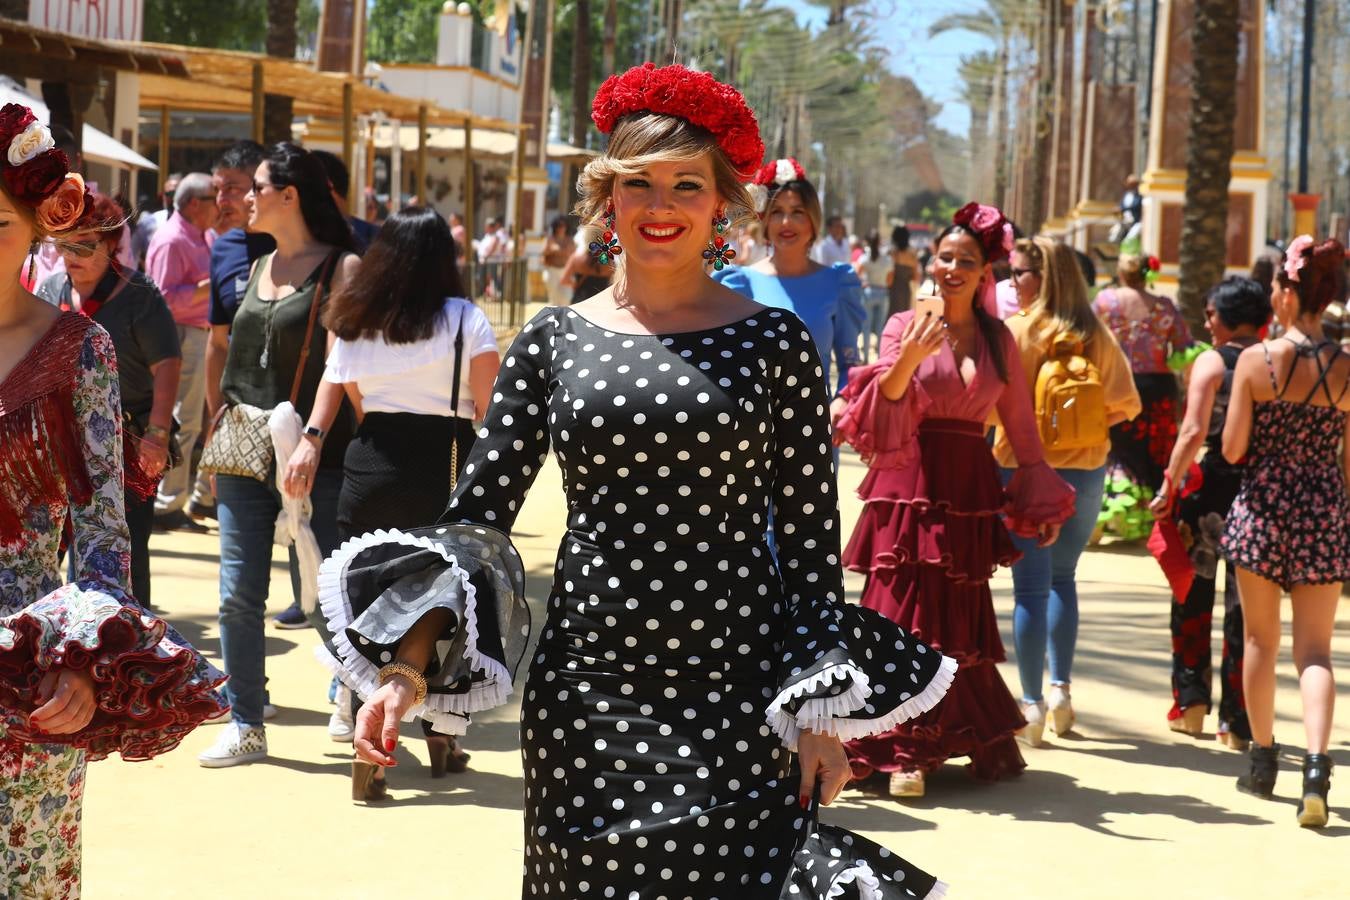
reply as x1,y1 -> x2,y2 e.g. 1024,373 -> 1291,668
589,203 -> 622,265
25,241 -> 38,286
703,211 -> 736,271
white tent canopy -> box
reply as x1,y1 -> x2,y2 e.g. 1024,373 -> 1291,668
0,77 -> 157,172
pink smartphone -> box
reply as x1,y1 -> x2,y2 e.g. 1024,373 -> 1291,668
913,294 -> 944,321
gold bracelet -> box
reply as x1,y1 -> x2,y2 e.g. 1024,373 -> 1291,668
377,662 -> 428,706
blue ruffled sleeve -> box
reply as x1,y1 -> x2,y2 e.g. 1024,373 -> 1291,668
831,263 -> 867,393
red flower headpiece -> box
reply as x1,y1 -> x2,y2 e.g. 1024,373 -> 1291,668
591,63 -> 765,177
951,201 -> 1014,264
752,158 -> 807,187
0,103 -> 87,233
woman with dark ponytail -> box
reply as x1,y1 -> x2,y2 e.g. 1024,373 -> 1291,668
834,203 -> 1075,797
1219,236 -> 1349,827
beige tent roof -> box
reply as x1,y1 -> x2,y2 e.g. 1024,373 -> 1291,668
380,126 -> 596,160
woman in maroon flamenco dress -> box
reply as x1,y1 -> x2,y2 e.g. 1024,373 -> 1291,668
834,204 -> 1075,797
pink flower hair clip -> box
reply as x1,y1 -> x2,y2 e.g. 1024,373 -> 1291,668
1284,234 -> 1314,282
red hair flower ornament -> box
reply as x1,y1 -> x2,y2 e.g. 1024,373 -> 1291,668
745,157 -> 808,213
952,202 -> 1014,264
591,63 -> 765,178
0,103 -> 87,232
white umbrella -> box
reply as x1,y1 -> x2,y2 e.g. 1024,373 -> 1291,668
269,402 -> 322,615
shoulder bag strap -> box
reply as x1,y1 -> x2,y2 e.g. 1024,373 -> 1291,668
289,251 -> 340,407
448,307 -> 466,488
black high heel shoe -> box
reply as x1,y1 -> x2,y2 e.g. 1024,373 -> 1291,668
1236,742 -> 1280,798
1297,754 -> 1333,828
352,760 -> 389,803
425,734 -> 470,777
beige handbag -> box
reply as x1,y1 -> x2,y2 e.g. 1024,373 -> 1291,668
200,254 -> 335,482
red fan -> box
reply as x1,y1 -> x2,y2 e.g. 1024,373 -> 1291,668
1148,474 -> 1195,600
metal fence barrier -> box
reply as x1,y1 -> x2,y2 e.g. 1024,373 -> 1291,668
464,258 -> 529,332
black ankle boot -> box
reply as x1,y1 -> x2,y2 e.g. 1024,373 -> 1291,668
1236,742 -> 1280,798
1296,754 -> 1333,828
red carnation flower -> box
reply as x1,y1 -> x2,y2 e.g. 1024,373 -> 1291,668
952,201 -> 1012,263
2,148 -> 70,207
591,63 -> 765,177
0,103 -> 37,146
1147,255 -> 1161,272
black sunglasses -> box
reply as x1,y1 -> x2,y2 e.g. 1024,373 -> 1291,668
59,238 -> 103,258
1010,267 -> 1041,279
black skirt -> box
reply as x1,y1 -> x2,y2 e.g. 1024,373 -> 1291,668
337,412 -> 477,540
1108,372 -> 1179,492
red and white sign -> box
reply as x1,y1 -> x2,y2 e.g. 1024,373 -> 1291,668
28,0 -> 143,42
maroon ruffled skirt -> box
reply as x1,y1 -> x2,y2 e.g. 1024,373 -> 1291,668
843,418 -> 1027,781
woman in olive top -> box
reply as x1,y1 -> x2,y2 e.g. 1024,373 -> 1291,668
993,238 -> 1141,746
198,143 -> 359,769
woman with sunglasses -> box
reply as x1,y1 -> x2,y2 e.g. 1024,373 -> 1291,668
1150,277 -> 1268,747
198,142 -> 359,769
993,238 -> 1139,746
37,192 -> 183,609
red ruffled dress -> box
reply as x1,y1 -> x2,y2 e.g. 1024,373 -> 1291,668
836,311 -> 1075,780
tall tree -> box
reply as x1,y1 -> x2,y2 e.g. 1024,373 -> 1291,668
602,0 -> 619,76
144,0 -> 267,50
1176,0 -> 1240,328
264,0 -> 299,144
570,0 -> 593,146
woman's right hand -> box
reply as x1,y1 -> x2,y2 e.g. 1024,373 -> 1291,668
896,310 -> 946,366
352,677 -> 419,768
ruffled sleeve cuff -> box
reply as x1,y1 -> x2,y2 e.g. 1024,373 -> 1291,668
0,582 -> 228,761
834,359 -> 929,470
315,523 -> 531,736
766,598 -> 957,751
1003,460 -> 1077,538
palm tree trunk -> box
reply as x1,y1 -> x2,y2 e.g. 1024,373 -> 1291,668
264,0 -> 299,145
991,37 -> 1011,206
1026,0 -> 1059,232
571,0 -> 593,147
602,0 -> 618,76
1177,0 -> 1240,332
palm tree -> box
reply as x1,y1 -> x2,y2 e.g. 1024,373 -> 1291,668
1176,0 -> 1241,330
958,52 -> 998,201
929,0 -> 1037,208
264,0 -> 299,145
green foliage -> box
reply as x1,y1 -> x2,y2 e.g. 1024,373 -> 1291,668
143,0 -> 267,50
368,0 -> 450,62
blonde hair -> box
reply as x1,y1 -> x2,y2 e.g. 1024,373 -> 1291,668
1026,236 -> 1100,344
575,113 -> 754,228
1116,253 -> 1146,288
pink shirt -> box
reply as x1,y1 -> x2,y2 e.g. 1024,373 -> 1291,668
145,212 -> 211,327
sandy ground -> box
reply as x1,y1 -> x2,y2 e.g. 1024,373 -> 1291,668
80,449 -> 1347,899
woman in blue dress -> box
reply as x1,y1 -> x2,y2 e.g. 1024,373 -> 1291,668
715,158 -> 867,426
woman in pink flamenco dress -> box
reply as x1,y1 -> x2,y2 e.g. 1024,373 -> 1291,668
834,204 -> 1075,797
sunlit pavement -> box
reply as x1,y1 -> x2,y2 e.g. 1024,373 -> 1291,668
82,448 -> 1347,898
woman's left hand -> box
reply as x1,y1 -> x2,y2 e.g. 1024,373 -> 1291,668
1037,521 -> 1063,547
29,668 -> 98,735
283,438 -> 320,498
797,730 -> 851,807
829,396 -> 848,432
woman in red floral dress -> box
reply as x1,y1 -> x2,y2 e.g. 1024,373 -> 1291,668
835,204 -> 1075,797
0,104 -> 226,897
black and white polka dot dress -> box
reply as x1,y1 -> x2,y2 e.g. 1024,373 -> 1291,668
318,306 -> 957,899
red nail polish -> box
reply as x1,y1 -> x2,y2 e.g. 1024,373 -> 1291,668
384,738 -> 396,752
799,795 -> 810,810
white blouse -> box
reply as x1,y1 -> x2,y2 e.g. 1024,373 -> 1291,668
324,298 -> 498,419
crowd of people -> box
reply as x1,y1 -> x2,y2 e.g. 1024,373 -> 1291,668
1,55 -> 1346,899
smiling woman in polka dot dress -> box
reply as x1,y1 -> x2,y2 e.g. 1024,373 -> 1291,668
315,64 -> 957,899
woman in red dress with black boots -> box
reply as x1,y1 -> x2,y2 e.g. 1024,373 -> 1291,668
835,203 -> 1075,797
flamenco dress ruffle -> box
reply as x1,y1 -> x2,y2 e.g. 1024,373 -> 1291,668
0,580 -> 228,761
834,362 -> 1073,782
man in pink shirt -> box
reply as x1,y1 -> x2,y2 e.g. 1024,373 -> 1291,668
145,172 -> 217,528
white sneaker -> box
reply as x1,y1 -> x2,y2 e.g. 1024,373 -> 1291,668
1018,699 -> 1047,747
204,703 -> 277,725
198,722 -> 267,768
328,685 -> 355,743
1047,684 -> 1075,735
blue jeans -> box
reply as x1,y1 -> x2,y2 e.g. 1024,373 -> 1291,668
998,465 -> 1106,703
216,469 -> 343,725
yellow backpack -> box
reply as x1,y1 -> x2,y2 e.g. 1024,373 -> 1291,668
1034,331 -> 1108,451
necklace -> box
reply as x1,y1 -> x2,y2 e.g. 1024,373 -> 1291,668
258,294 -> 279,369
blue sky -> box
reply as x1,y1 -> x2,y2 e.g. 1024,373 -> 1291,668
777,0 -> 979,137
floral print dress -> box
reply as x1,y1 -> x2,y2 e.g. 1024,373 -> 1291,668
0,313 -> 227,897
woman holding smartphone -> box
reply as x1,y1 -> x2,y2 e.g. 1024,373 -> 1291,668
835,204 -> 1075,798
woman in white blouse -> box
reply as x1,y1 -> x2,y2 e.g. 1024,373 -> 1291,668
284,205 -> 500,800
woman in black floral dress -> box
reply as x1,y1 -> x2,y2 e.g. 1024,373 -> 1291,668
1219,236 -> 1348,827
317,65 -> 956,897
